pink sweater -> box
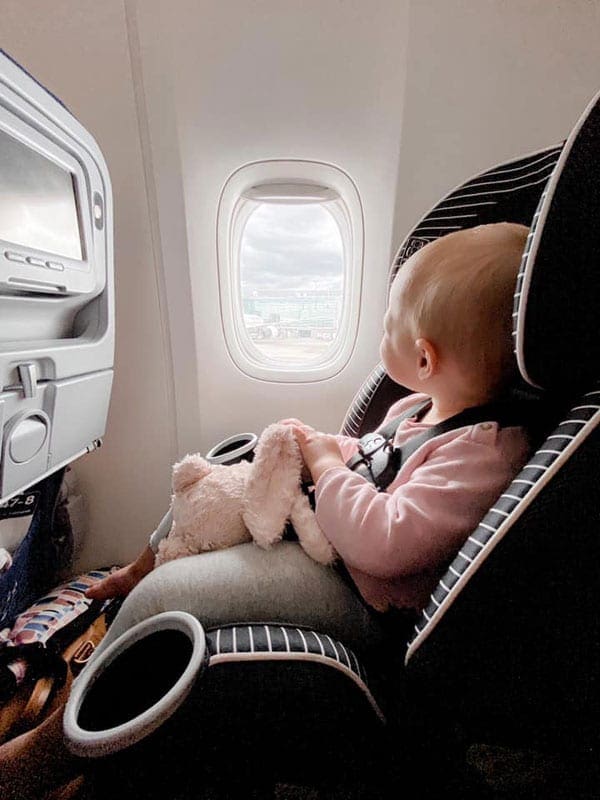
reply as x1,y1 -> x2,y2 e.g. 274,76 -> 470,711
315,393 -> 530,612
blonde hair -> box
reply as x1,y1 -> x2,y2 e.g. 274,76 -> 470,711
400,223 -> 529,396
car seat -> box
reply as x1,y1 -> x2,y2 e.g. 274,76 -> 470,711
404,93 -> 600,771
70,99 -> 600,800
190,99 -> 600,792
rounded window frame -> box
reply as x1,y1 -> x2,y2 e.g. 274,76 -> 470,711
216,160 -> 364,382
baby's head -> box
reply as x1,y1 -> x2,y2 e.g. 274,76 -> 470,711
380,223 -> 529,404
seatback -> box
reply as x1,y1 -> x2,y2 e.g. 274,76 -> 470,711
341,98 -> 600,750
0,50 -> 114,503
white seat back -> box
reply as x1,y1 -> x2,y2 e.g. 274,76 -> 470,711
0,50 -> 114,502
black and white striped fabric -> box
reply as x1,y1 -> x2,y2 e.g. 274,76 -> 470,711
340,145 -> 561,440
205,623 -> 384,721
340,363 -> 406,439
406,386 -> 600,659
406,90 -> 600,665
390,145 -> 562,285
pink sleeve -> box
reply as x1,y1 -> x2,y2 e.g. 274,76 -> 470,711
314,434 -> 517,579
333,434 -> 360,462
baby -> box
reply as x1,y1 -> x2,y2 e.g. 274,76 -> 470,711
282,221 -> 531,611
86,221 -> 530,614
0,222 -> 531,800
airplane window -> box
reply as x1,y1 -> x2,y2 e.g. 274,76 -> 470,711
217,161 -> 363,382
239,201 -> 344,366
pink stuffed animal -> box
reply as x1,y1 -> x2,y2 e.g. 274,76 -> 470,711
155,423 -> 336,566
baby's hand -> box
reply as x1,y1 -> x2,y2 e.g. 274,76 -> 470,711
291,427 -> 346,484
278,418 -> 311,430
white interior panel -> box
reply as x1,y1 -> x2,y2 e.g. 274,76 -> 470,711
131,0 -> 410,457
2,1 -> 176,569
391,0 -> 600,249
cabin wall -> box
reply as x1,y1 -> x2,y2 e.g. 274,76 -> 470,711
130,0 -> 411,457
1,1 -> 600,570
392,0 -> 600,246
1,0 -> 175,568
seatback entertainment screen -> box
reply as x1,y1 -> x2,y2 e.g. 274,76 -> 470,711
0,128 -> 82,261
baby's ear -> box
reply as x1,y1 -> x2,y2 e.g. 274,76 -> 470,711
172,454 -> 211,493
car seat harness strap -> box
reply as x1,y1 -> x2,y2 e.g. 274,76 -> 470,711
346,397 -> 532,491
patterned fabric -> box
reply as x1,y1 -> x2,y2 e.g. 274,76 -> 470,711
406,387 -> 600,659
390,146 -> 562,285
208,624 -> 363,677
341,363 -> 390,438
2,569 -> 112,646
206,623 -> 384,721
0,569 -> 114,693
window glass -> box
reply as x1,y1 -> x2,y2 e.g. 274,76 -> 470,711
217,161 -> 363,382
239,202 -> 344,365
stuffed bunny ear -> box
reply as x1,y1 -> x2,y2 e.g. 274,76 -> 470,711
289,493 -> 336,565
172,453 -> 212,493
242,423 -> 302,548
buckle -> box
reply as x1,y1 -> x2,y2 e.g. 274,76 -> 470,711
358,432 -> 387,458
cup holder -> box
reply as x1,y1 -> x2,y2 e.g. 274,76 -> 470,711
63,611 -> 206,758
205,432 -> 258,465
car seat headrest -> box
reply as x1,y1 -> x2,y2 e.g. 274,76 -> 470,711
514,89 -> 600,392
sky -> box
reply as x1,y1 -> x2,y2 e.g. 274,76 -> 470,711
240,201 -> 344,295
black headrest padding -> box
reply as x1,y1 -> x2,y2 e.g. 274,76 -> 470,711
516,90 -> 600,391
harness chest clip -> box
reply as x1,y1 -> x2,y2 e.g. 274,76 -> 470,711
352,433 -> 401,492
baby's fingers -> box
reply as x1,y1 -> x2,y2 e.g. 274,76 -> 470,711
279,418 -> 314,434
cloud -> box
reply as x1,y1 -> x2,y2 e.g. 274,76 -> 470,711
240,203 -> 344,293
